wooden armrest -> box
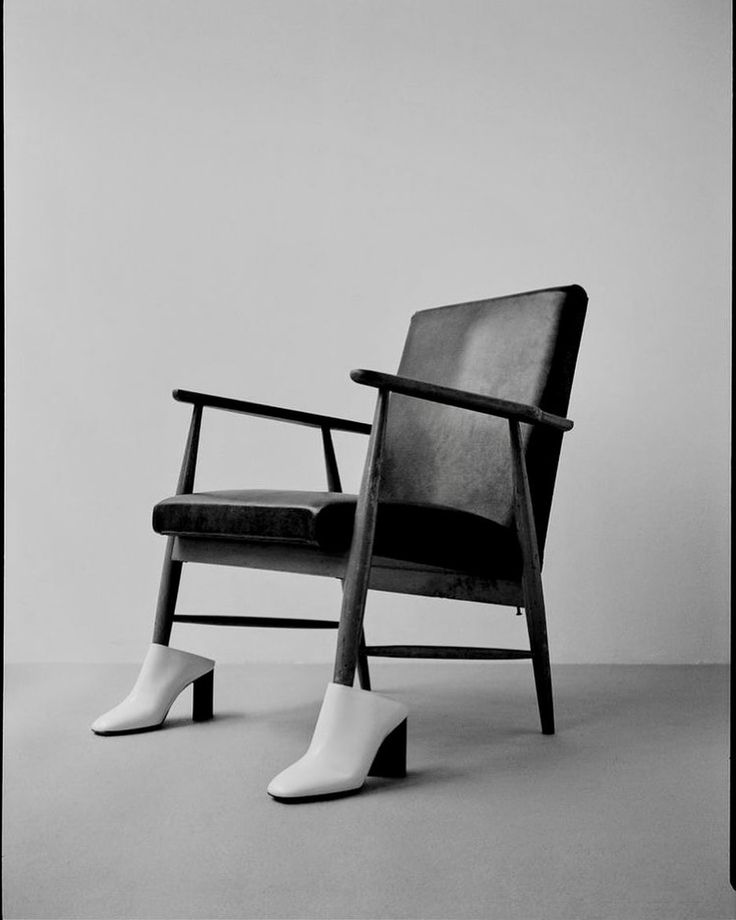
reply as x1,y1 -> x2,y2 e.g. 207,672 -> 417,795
173,389 -> 371,434
349,369 -> 573,431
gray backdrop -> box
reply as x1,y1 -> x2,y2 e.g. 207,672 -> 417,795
5,0 -> 730,666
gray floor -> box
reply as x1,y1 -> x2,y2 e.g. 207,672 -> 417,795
3,661 -> 733,920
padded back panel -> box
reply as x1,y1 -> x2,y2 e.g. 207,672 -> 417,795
380,285 -> 587,557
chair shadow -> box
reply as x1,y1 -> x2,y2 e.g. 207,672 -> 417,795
164,666 -> 706,794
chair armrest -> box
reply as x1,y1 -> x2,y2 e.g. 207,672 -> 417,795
349,369 -> 573,431
172,389 -> 371,434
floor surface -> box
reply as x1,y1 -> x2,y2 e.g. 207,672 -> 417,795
3,662 -> 733,920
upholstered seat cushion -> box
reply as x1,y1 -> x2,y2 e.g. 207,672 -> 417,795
152,490 -> 521,577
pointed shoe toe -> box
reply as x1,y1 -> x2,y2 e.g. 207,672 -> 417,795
268,682 -> 408,803
90,713 -> 115,735
91,644 -> 215,736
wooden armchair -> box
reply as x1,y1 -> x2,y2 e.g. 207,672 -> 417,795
94,284 -> 587,801
149,389 -> 376,689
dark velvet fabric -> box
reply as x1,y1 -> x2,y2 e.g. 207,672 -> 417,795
152,286 -> 586,577
153,490 -> 522,578
380,285 -> 587,559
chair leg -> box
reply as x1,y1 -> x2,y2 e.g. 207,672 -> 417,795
509,419 -> 555,735
333,390 -> 390,688
522,568 -> 555,735
357,629 -> 372,691
151,537 -> 183,647
334,556 -> 373,687
151,403 -> 201,647
341,581 -> 372,690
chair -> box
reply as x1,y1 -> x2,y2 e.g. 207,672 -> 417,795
92,284 -> 587,802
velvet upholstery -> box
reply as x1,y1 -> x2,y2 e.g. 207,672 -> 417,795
152,285 -> 586,580
380,285 -> 587,558
144,285 -> 587,732
153,490 -> 522,577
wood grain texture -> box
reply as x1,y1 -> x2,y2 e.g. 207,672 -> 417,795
172,614 -> 339,629
173,388 -> 371,434
357,629 -> 372,690
333,389 -> 391,686
172,536 -> 523,604
321,426 -> 343,492
510,419 -> 555,734
365,645 -> 533,660
152,404 -> 203,646
351,369 -> 573,431
175,403 -> 203,494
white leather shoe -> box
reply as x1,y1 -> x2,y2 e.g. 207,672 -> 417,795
91,644 -> 215,735
268,682 -> 408,802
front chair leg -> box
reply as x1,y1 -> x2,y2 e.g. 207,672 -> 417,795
152,403 -> 203,647
333,389 -> 390,686
93,540 -> 213,737
151,536 -> 183,647
91,401 -> 211,738
339,585 -> 371,691
268,390 -> 410,803
357,629 -> 372,691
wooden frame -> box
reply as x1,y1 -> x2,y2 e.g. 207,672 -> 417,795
151,367 -> 572,732
150,391 -> 374,683
330,370 -> 572,733
349,370 -> 574,431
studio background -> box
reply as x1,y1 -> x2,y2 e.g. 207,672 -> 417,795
5,0 -> 730,667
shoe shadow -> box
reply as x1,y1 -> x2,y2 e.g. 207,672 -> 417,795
363,766 -> 464,796
161,710 -> 249,731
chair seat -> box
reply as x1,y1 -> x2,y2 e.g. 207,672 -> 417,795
153,490 -> 522,577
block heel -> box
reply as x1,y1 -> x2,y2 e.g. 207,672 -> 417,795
91,644 -> 216,735
192,668 -> 214,721
368,718 -> 407,778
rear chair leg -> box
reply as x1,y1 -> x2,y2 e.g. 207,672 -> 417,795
522,573 -> 555,735
509,418 -> 555,735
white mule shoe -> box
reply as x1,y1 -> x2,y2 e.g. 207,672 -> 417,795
268,682 -> 408,802
91,643 -> 215,735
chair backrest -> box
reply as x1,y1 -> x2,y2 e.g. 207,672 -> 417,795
380,284 -> 587,560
